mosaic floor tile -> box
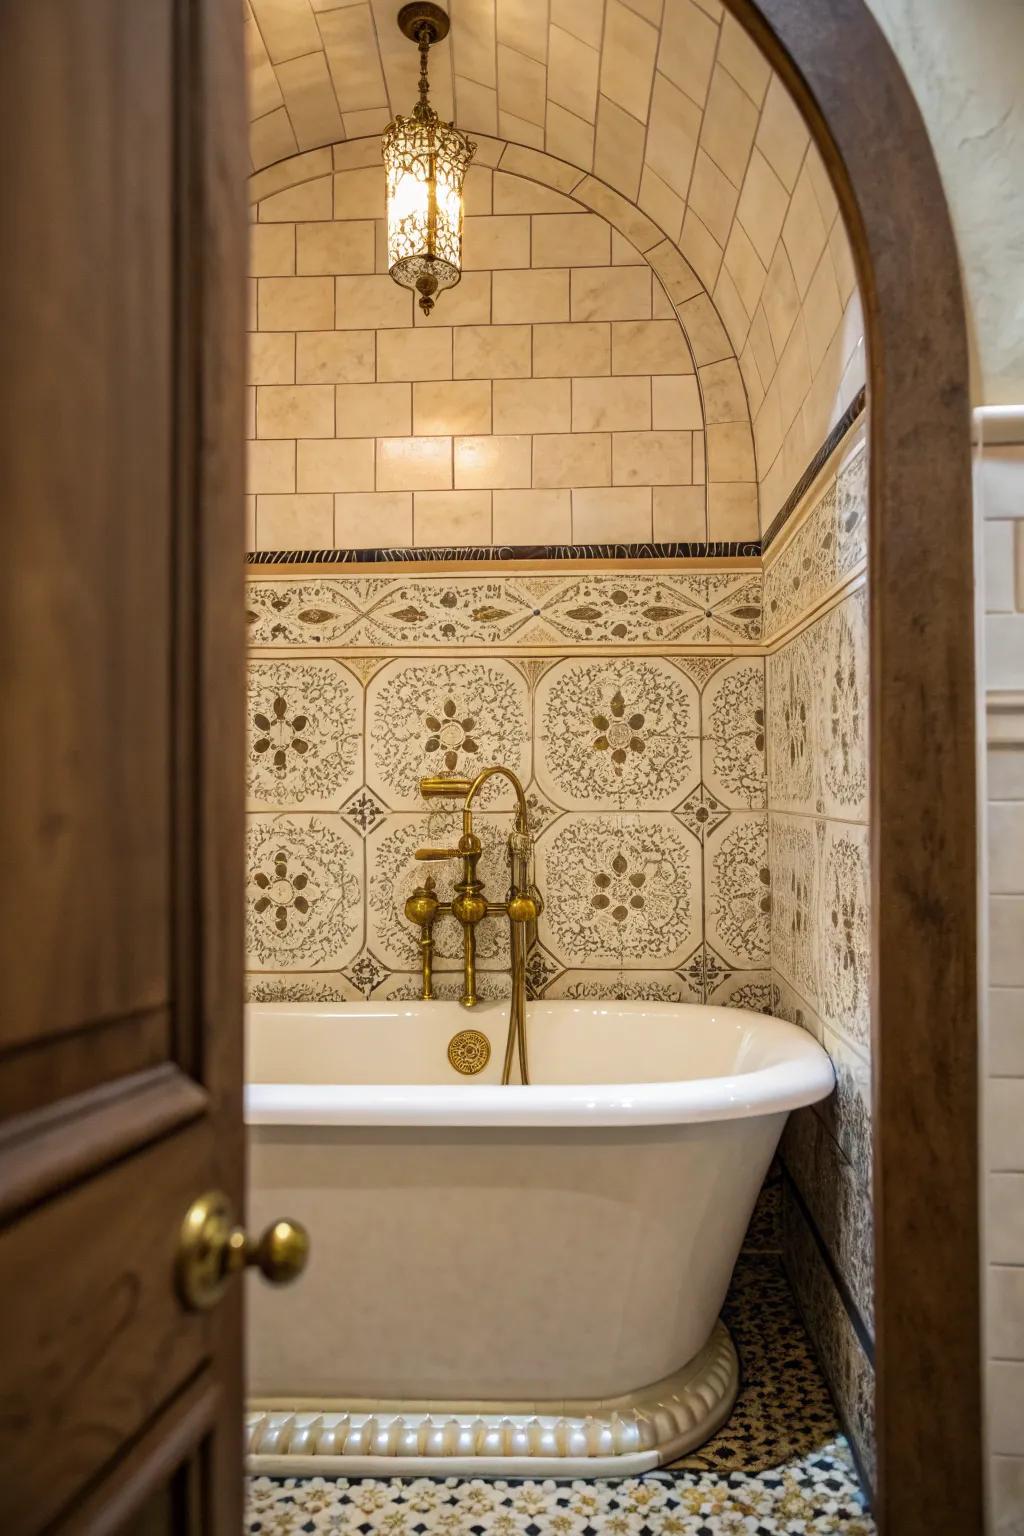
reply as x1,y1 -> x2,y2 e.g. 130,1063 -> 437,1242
244,1256 -> 874,1534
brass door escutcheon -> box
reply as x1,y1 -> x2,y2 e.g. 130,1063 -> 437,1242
176,1190 -> 310,1312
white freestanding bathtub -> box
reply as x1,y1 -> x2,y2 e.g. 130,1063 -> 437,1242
244,999 -> 833,1477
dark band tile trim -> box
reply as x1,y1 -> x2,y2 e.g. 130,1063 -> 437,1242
246,541 -> 762,564
761,388 -> 867,554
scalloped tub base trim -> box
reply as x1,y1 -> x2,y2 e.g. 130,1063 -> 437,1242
246,1321 -> 738,1479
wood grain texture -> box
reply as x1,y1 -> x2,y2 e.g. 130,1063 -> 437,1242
724,1 -> 980,1531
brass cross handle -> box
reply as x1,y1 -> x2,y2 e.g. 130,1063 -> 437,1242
176,1190 -> 310,1312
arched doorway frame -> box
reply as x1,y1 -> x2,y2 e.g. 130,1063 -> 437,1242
725,2 -> 980,1531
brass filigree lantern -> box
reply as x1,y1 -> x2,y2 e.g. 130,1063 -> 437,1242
383,3 -> 476,316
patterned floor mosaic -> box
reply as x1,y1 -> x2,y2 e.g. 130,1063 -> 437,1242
245,1255 -> 874,1535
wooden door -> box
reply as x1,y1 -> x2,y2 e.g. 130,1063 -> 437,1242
0,1 -> 248,1531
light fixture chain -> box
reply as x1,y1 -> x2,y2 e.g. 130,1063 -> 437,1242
417,26 -> 431,111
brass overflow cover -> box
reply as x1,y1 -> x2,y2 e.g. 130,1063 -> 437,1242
448,1028 -> 491,1075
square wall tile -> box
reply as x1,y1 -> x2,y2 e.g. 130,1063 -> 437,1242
463,214 -> 532,269
248,439 -> 296,495
652,375 -> 703,429
612,320 -> 693,375
250,333 -> 296,386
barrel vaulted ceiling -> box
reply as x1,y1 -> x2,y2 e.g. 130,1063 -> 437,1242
245,0 -> 865,524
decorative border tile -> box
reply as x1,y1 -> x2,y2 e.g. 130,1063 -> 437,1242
248,540 -> 763,563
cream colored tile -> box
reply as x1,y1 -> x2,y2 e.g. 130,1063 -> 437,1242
296,221 -> 375,276
463,214 -> 531,270
257,384 -> 335,438
803,248 -> 844,374
492,488 -> 572,542
761,241 -> 801,356
258,276 -> 334,330
717,12 -> 770,105
494,378 -> 571,434
335,491 -> 412,547
782,159 -> 829,297
989,1361 -> 1024,1455
453,324 -> 532,378
545,101 -> 596,171
378,327 -> 453,382
500,141 -> 586,194
613,430 -> 692,485
331,140 -> 384,172
736,149 -> 789,267
707,480 -> 758,539
657,0 -> 717,106
679,211 -> 722,292
612,232 -> 647,267
754,381 -> 783,470
756,74 -> 809,192
248,438 -> 295,494
250,222 -> 295,276
318,3 -> 386,112
413,272 -> 492,327
343,107 -> 392,138
829,218 -> 858,307
993,898 -> 1024,987
414,489 -> 492,545
645,72 -> 702,201
572,376 -> 651,432
723,221 -> 767,321
592,98 -> 645,201
249,332 -> 295,385
699,64 -> 758,187
453,0 -> 497,88
336,274 -> 413,329
494,109 -> 540,145
692,429 -> 706,483
336,382 -> 411,437
612,319 -> 692,374
253,147 -> 332,202
334,166 -> 387,220
493,174 -> 577,215
275,51 -> 345,151
245,15 -> 282,119
455,434 -> 532,488
711,266 -> 751,353
245,388 -> 255,440
247,277 -> 257,332
497,44 -> 546,126
258,174 -> 334,224
991,1451 -> 1024,1529
600,0 -> 658,119
805,141 -> 840,228
414,380 -> 493,436
550,0 -> 603,48
378,435 -> 453,491
638,166 -> 684,244
738,335 -> 766,414
497,0 -> 549,63
706,421 -> 755,480
653,484 -> 706,540
251,107 -> 298,171
533,321 -> 611,376
296,437 -> 374,492
572,177 -> 661,251
652,279 -> 675,319
989,1174 -> 1024,1264
547,25 -> 600,123
256,493 -> 333,549
687,149 -> 739,247
776,313 -> 811,429
652,374 -> 703,429
677,293 -> 732,365
699,358 -> 748,424
990,986 -> 1024,1071
647,240 -> 703,305
533,432 -> 610,487
295,330 -> 375,384
571,266 -> 651,322
991,1076 -> 1024,1166
463,165 -> 494,217
245,494 -> 256,551
572,486 -> 652,541
250,0 -> 320,64
492,269 -> 570,323
457,76 -> 499,135
532,213 -> 611,268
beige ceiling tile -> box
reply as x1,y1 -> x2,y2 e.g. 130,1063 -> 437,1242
500,140 -> 587,193
370,0 -> 451,121
497,0 -> 549,63
456,77 -> 499,135
722,221 -> 767,319
746,305 -> 775,393
761,241 -> 800,356
698,358 -> 747,423
594,97 -> 646,200
573,177 -> 661,251
532,213 -> 611,268
455,0 -> 498,88
652,278 -> 674,319
692,0 -> 723,17
829,217 -> 858,306
621,0 -> 663,25
699,64 -> 758,188
259,172 -> 334,221
676,293 -> 732,366
776,313 -> 811,430
494,173 -> 579,214
498,44 -> 547,126
656,0 -> 717,106
706,421 -> 755,481
803,248 -> 843,375
246,16 -> 283,118
686,151 -> 737,249
781,159 -> 829,297
545,102 -> 595,170
319,5 -> 388,112
644,71 -> 701,201
637,167 -> 684,245
550,0 -> 603,48
469,134 -> 507,167
343,107 -> 391,135
276,51 -> 346,149
532,321 -> 611,376
251,107 -> 299,170
251,0 -> 321,64
755,74 -> 809,193
252,147 -> 333,203
754,377 -> 783,470
548,25 -> 601,123
600,1 -> 659,121
717,12 -> 770,106
679,210 -> 722,293
333,139 -> 384,170
646,240 -> 702,305
735,149 -> 788,267
333,164 -> 386,218
737,337 -> 764,415
711,265 -> 750,353
805,141 -> 840,228
499,111 -> 545,150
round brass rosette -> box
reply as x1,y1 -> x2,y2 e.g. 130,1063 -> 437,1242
447,1028 -> 491,1075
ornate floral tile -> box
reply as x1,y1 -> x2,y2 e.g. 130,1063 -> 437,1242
701,660 -> 767,810
247,660 -> 362,811
762,441 -> 867,642
246,815 -> 363,972
704,814 -> 771,969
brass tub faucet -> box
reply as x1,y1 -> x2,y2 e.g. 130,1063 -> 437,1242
403,766 -> 543,1084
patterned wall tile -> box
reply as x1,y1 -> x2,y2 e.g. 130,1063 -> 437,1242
702,658 -> 767,809
543,969 -> 700,1003
705,813 -> 772,968
815,592 -> 868,821
706,971 -> 775,1013
245,972 -> 361,1002
366,658 -> 529,809
782,1106 -> 874,1335
375,971 -> 512,1002
535,812 -> 700,969
818,820 -> 871,1053
766,631 -> 817,816
769,813 -> 821,1009
763,441 -> 867,641
246,813 -> 363,971
246,658 -> 362,810
535,657 -> 699,810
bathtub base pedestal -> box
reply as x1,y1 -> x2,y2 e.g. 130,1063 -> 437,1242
246,1320 -> 738,1479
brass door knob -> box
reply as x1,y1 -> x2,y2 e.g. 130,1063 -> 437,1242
176,1190 -> 310,1312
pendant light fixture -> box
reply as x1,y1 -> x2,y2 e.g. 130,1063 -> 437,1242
382,3 -> 476,317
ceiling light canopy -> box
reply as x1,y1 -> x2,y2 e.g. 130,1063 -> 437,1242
382,3 -> 476,317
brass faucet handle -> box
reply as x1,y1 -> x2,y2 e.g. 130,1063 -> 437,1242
415,846 -> 462,861
420,775 -> 473,798
405,877 -> 440,926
